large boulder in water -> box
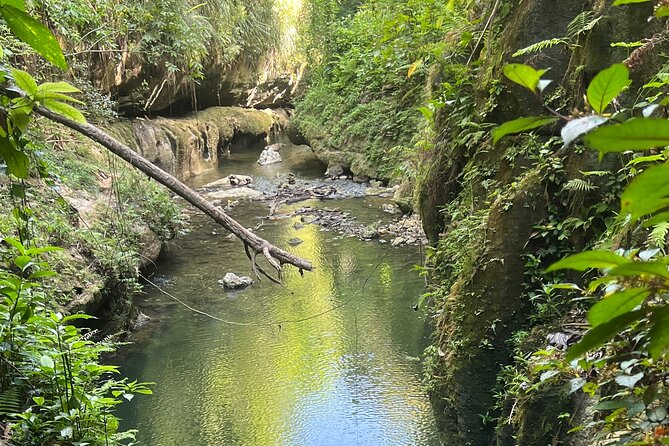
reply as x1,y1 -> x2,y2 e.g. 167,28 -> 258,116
257,146 -> 282,165
219,273 -> 253,289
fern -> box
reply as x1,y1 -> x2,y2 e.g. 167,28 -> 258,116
0,387 -> 21,416
567,11 -> 602,39
512,38 -> 567,57
648,222 -> 669,249
562,178 -> 597,192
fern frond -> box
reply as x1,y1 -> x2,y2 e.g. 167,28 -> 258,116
567,11 -> 602,39
563,178 -> 597,192
512,38 -> 568,57
0,387 -> 21,416
648,222 -> 669,248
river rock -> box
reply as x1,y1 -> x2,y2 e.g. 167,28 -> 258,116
257,146 -> 282,165
219,272 -> 253,289
288,237 -> 303,246
204,187 -> 263,200
325,162 -> 344,178
204,174 -> 253,188
382,203 -> 401,214
352,174 -> 370,183
265,142 -> 286,152
130,311 -> 151,331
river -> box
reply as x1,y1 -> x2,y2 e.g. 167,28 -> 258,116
116,138 -> 441,445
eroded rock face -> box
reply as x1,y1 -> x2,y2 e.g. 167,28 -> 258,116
108,107 -> 280,180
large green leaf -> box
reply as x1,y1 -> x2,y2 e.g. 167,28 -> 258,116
588,288 -> 650,327
0,5 -> 67,70
0,0 -> 24,11
546,250 -> 628,272
10,68 -> 36,95
0,136 -> 29,178
586,64 -> 631,114
612,0 -> 651,4
648,306 -> 669,359
620,162 -> 669,223
503,64 -> 548,93
607,261 -> 669,280
566,310 -> 644,361
584,118 -> 669,156
42,99 -> 86,124
492,116 -> 557,144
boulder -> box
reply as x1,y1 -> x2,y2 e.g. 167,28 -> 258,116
325,162 -> 344,178
219,272 -> 253,289
257,146 -> 282,165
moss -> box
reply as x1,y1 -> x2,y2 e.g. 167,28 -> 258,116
0,119 -> 182,327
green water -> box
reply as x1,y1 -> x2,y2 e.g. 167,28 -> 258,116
116,142 -> 441,445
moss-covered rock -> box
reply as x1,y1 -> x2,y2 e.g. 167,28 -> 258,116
108,107 -> 282,180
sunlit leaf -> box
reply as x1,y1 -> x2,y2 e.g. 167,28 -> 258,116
0,0 -> 25,11
584,118 -> 669,156
503,64 -> 548,93
10,67 -> 36,95
0,5 -> 67,70
561,115 -> 608,147
615,372 -> 644,388
566,310 -> 644,361
588,288 -> 650,327
586,64 -> 631,114
407,59 -> 422,77
546,250 -> 627,272
42,99 -> 86,124
607,261 -> 669,280
492,116 -> 557,144
612,0 -> 651,4
620,162 -> 669,223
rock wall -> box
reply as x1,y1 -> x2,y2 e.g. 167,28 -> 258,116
421,1 -> 667,444
107,107 -> 284,180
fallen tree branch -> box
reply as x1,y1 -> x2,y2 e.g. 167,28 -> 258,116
35,106 -> 313,279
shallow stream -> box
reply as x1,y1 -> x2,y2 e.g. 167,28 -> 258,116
116,139 -> 441,445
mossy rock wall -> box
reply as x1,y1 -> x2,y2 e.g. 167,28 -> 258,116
108,107 -> 280,180
421,1 -> 665,444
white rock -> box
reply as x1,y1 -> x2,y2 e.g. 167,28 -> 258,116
219,273 -> 253,289
257,147 -> 282,165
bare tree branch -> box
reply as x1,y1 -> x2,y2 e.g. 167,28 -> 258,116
34,106 -> 313,277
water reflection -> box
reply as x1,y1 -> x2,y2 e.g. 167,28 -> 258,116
116,145 -> 440,445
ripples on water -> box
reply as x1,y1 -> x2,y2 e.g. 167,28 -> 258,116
115,141 -> 441,445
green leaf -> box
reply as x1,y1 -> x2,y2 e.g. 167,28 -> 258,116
584,118 -> 669,156
613,0 -> 651,3
10,67 -> 36,95
561,116 -> 608,147
0,5 -> 67,70
546,250 -> 627,272
0,136 -> 29,178
42,99 -> 86,124
607,261 -> 669,280
39,355 -> 54,369
0,0 -> 25,11
586,64 -> 631,114
492,116 -> 557,144
566,310 -> 644,361
620,162 -> 669,223
35,82 -> 83,104
503,64 -> 548,93
648,306 -> 669,359
656,6 -> 669,18
588,288 -> 650,327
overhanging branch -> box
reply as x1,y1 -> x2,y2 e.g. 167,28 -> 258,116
35,106 -> 313,279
